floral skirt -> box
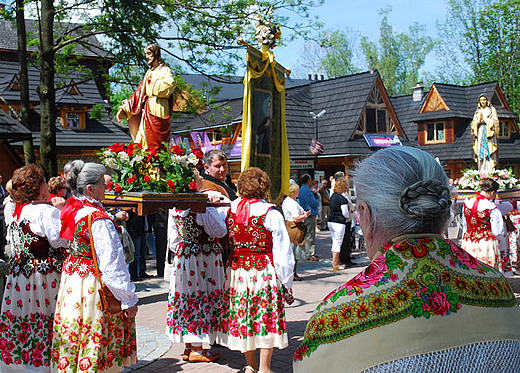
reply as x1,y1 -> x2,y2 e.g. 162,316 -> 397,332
461,237 -> 501,270
51,273 -> 137,372
216,261 -> 288,352
165,252 -> 224,344
0,271 -> 61,372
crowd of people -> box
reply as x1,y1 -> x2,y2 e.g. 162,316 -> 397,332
0,146 -> 519,372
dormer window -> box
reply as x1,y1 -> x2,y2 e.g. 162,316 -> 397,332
58,108 -> 86,129
491,92 -> 504,108
355,85 -> 397,135
426,122 -> 445,143
499,121 -> 510,138
66,112 -> 80,128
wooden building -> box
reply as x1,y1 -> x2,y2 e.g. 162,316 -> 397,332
0,19 -> 130,178
176,73 -> 520,183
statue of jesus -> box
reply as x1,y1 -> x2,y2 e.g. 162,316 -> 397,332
117,43 -> 176,152
471,94 -> 499,173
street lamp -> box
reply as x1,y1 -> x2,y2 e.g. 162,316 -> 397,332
309,110 -> 326,177
309,110 -> 326,141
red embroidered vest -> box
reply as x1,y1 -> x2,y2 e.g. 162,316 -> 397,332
172,210 -> 222,258
9,219 -> 66,277
62,207 -> 111,277
463,205 -> 496,242
227,209 -> 274,270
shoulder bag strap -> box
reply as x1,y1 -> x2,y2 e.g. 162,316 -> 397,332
88,212 -> 104,287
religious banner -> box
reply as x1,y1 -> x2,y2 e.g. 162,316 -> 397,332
241,44 -> 290,203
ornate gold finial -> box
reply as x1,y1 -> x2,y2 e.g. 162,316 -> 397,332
255,7 -> 281,49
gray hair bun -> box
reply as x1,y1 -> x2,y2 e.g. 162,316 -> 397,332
399,180 -> 452,219
66,160 -> 85,194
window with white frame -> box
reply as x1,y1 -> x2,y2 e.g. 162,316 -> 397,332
426,122 -> 445,143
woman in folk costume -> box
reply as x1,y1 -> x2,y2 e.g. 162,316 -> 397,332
461,178 -> 509,273
217,167 -> 295,373
0,164 -> 67,372
165,169 -> 228,362
51,161 -> 138,372
293,147 -> 520,373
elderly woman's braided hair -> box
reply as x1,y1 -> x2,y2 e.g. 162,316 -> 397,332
352,147 -> 452,236
66,160 -> 105,197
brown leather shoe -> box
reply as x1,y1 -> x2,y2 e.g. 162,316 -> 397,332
182,348 -> 191,361
188,349 -> 220,362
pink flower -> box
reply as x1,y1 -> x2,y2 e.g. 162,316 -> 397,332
252,322 -> 261,334
428,291 -> 450,316
240,325 -> 248,337
16,300 -> 23,308
21,350 -> 30,363
186,321 -> 197,333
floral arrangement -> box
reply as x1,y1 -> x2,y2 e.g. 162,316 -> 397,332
99,142 -> 204,194
455,168 -> 519,191
255,7 -> 281,48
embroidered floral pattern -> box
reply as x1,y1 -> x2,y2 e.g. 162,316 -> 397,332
230,254 -> 273,271
8,220 -> 66,278
294,237 -> 517,362
173,213 -> 221,258
51,312 -> 137,372
218,283 -> 286,338
0,311 -> 53,368
463,208 -> 496,242
166,288 -> 222,337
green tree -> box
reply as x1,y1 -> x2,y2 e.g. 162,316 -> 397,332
293,28 -> 359,79
2,0 -> 322,176
360,7 -> 435,96
436,0 -> 520,117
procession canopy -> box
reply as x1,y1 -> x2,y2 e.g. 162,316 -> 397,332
240,8 -> 290,203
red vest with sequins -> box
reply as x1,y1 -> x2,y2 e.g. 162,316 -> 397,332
463,205 -> 496,242
226,209 -> 274,271
62,208 -> 112,277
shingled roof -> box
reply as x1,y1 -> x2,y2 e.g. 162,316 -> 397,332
180,74 -> 310,102
0,61 -> 130,148
172,71 -> 411,159
393,81 -> 519,163
0,109 -> 32,141
0,19 -> 110,59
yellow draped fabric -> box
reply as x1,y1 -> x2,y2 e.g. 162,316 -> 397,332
241,45 -> 290,203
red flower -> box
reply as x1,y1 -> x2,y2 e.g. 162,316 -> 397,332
146,148 -> 158,162
106,351 -> 115,364
192,148 -> 204,159
126,142 -> 142,157
170,145 -> 185,156
114,183 -> 122,193
107,143 -> 125,153
428,291 -> 450,315
188,180 -> 198,191
127,174 -> 137,184
78,357 -> 93,371
105,180 -> 113,192
167,180 -> 176,193
144,175 -> 151,183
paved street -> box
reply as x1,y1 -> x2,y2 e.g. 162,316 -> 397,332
125,230 -> 520,372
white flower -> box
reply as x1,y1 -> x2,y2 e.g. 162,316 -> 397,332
130,154 -> 144,166
187,153 -> 199,166
117,151 -> 129,162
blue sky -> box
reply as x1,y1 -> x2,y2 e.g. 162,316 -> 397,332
247,0 -> 448,79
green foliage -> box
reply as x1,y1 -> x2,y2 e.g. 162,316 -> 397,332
88,103 -> 106,120
360,7 -> 435,96
436,0 -> 520,117
293,28 -> 359,78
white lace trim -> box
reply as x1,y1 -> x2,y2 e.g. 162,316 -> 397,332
363,340 -> 520,373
